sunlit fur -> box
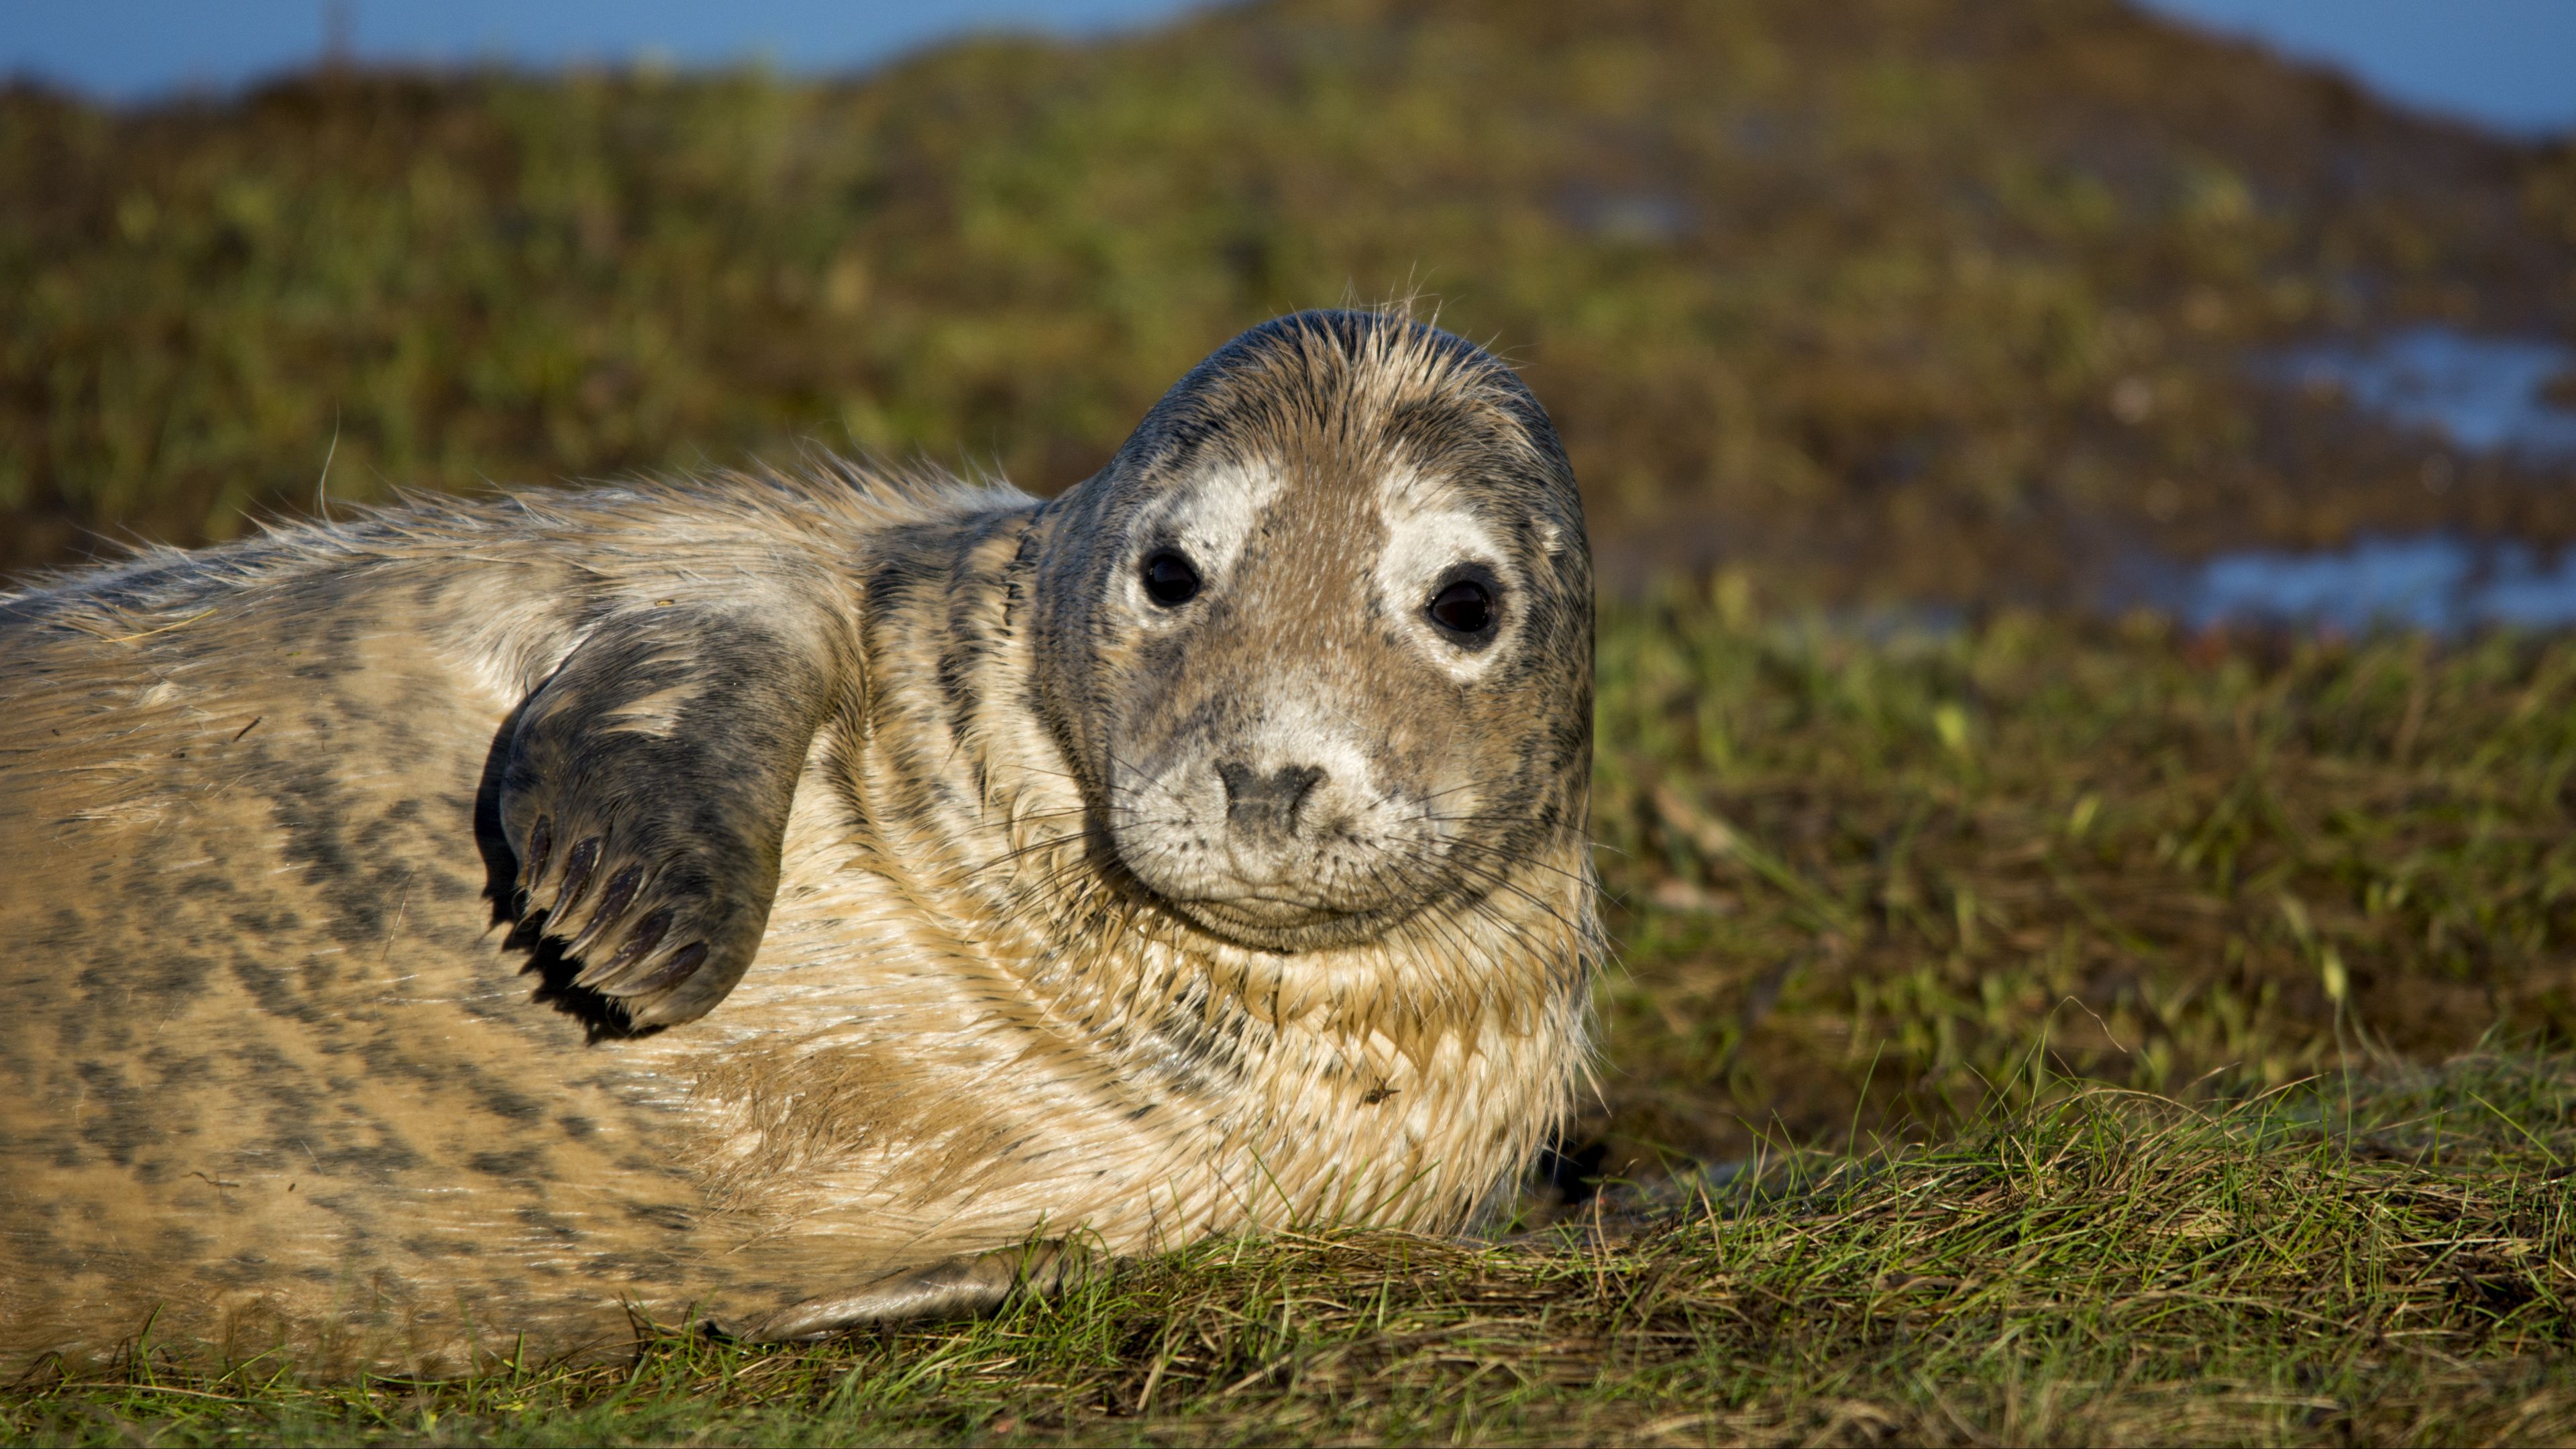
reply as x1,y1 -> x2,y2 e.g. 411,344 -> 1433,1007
0,311 -> 1599,1372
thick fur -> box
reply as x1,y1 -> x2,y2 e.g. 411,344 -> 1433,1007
0,311 -> 1599,1373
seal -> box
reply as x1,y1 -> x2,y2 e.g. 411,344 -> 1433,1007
0,310 -> 1599,1372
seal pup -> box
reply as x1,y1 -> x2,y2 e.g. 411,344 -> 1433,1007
0,310 -> 1599,1371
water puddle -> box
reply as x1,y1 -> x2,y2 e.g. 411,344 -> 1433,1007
2116,329 -> 2576,633
2133,534 -> 2576,634
2259,326 -> 2576,459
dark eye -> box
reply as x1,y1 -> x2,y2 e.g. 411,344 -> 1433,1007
1428,578 -> 1495,636
1142,550 -> 1201,606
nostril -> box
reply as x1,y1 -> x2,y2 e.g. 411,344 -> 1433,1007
1218,761 -> 1328,828
1275,765 -> 1325,811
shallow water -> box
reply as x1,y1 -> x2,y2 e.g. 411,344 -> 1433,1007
2130,329 -> 2576,633
2259,326 -> 2576,460
2143,534 -> 2576,634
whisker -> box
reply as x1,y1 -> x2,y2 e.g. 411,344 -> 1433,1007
1391,845 -> 1566,969
1436,844 -> 1597,887
1420,849 -> 1593,941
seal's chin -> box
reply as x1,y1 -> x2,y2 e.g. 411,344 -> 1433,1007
1164,894 -> 1417,953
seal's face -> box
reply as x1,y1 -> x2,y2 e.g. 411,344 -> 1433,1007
1034,313 -> 1592,953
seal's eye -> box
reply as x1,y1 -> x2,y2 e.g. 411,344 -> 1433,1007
1428,578 -> 1495,637
1142,550 -> 1201,607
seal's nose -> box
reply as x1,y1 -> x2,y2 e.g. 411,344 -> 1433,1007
1218,761 -> 1326,837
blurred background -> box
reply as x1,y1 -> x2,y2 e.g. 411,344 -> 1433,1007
5,0 -> 2572,627
9,1 -> 2576,1171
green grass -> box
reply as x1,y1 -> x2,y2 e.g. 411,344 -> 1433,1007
12,598 -> 2576,1445
9,1061 -> 2571,1445
1588,585 -> 2576,1173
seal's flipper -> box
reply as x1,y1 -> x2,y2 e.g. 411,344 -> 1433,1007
498,607 -> 836,1027
744,1242 -> 1103,1341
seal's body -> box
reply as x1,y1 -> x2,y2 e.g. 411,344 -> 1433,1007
0,313 -> 1598,1371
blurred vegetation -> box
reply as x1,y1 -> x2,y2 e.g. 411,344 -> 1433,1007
5,0 -> 2574,598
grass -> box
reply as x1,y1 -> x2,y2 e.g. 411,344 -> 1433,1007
1587,583 -> 2576,1173
8,1061 -> 2571,1445
11,596 -> 2576,1444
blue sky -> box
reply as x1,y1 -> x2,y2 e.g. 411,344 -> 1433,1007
3,1 -> 2569,138
0,1 -> 1203,99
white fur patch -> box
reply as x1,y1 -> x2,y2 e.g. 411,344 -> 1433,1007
1118,458 -> 1287,617
1372,466 -> 1519,684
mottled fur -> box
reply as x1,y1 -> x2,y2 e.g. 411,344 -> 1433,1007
0,312 -> 1599,1372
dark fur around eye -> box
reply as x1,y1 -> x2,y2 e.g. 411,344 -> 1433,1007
1142,550 -> 1201,606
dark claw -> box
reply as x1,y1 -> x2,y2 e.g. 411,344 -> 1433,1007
614,909 -> 674,971
594,863 -> 643,924
523,815 -> 554,890
559,837 -> 602,910
635,941 -> 708,994
577,906 -> 672,989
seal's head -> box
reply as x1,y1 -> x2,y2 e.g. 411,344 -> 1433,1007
1034,311 -> 1591,952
